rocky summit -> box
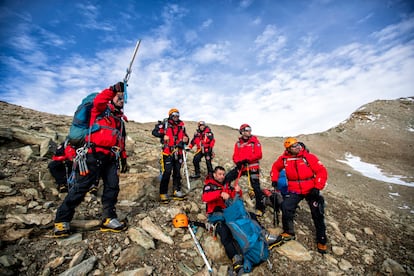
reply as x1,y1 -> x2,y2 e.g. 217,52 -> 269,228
0,98 -> 413,276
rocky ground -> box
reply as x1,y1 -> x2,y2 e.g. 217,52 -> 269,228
0,98 -> 413,276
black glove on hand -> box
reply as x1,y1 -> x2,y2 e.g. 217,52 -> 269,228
120,158 -> 128,173
177,141 -> 185,149
112,82 -> 125,93
272,181 -> 278,188
308,188 -> 320,198
236,159 -> 249,169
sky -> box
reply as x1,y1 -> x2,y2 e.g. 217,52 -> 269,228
1,0 -> 413,137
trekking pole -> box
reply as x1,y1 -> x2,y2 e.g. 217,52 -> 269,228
123,39 -> 141,104
273,187 -> 278,226
182,149 -> 191,191
188,223 -> 213,273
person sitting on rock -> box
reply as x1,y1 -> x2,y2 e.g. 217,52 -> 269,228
202,166 -> 278,274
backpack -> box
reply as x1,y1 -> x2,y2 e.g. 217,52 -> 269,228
277,169 -> 288,195
223,196 -> 269,272
67,93 -> 100,147
152,118 -> 168,142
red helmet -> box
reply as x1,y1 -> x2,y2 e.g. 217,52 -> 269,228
239,123 -> 251,134
198,121 -> 205,127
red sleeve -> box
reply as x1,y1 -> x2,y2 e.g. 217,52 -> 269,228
251,137 -> 262,161
90,88 -> 115,126
232,142 -> 241,163
202,187 -> 222,203
209,138 -> 215,149
270,156 -> 285,182
306,153 -> 328,190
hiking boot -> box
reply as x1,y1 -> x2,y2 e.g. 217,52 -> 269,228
255,209 -> 264,217
265,233 -> 279,250
54,222 -> 70,238
58,184 -> 68,193
317,242 -> 328,254
100,218 -> 127,232
88,185 -> 98,197
232,254 -> 243,274
160,194 -> 170,204
173,190 -> 185,200
190,174 -> 200,179
274,232 -> 296,247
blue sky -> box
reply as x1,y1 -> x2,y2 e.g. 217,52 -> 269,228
1,0 -> 413,136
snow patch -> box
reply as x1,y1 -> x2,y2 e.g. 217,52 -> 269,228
337,152 -> 414,187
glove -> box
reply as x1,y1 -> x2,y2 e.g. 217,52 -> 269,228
308,188 -> 320,198
236,159 -> 249,169
112,82 -> 125,93
120,158 -> 128,173
177,141 -> 185,149
271,181 -> 278,188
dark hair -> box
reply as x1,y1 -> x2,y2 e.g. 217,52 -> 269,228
214,166 -> 225,173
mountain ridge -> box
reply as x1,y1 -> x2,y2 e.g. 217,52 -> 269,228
0,97 -> 413,275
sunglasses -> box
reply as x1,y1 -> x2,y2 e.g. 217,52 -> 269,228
290,143 -> 301,148
242,127 -> 252,132
171,112 -> 180,117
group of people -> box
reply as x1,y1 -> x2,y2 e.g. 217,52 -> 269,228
149,110 -> 329,272
49,81 -> 329,273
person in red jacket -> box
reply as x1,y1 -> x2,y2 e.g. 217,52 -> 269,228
202,166 -> 244,274
225,124 -> 266,216
152,108 -> 189,203
270,137 -> 328,253
54,82 -> 129,237
48,141 -> 76,193
188,121 -> 215,178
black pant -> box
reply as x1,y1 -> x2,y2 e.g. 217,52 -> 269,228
55,152 -> 119,222
281,192 -> 327,244
48,160 -> 72,186
192,151 -> 213,175
160,154 -> 182,194
215,221 -> 241,259
225,167 -> 265,212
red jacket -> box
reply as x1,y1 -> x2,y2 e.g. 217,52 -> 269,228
202,175 -> 242,214
270,148 -> 328,195
155,119 -> 189,155
232,135 -> 262,170
189,126 -> 215,153
86,88 -> 127,158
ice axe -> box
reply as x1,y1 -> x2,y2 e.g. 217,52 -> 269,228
123,39 -> 141,104
172,213 -> 212,273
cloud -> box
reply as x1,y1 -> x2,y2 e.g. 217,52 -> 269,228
1,1 -> 413,137
371,16 -> 414,43
191,42 -> 230,64
76,2 -> 115,31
